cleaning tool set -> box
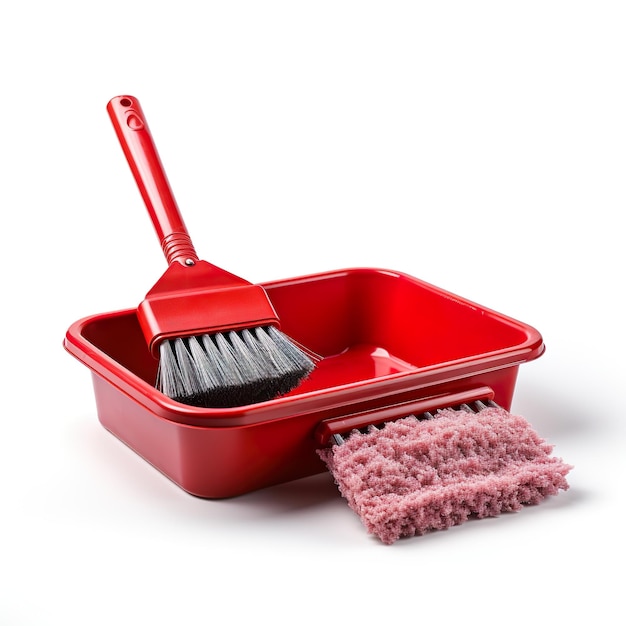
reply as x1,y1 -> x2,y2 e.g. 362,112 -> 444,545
106,95 -> 315,408
64,95 -> 571,540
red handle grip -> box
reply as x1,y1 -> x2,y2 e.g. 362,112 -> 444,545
314,386 -> 495,445
107,95 -> 199,265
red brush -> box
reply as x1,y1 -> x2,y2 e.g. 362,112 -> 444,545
107,95 -> 315,408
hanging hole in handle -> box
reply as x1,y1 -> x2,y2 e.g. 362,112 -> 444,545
119,97 -> 133,107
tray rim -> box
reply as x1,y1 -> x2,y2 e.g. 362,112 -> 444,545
64,267 -> 545,427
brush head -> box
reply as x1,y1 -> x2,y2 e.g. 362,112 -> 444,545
157,325 -> 315,408
136,260 -> 316,407
318,405 -> 572,544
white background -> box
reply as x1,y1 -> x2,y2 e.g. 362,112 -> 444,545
1,2 -> 624,624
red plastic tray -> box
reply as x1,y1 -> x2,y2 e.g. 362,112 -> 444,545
64,267 -> 544,498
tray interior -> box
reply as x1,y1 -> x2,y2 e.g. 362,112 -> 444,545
79,269 -> 532,396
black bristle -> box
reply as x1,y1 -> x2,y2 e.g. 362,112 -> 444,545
156,326 -> 315,408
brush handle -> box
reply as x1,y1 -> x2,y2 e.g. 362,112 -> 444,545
314,386 -> 496,445
107,95 -> 199,266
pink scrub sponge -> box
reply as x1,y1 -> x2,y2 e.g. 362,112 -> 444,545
318,405 -> 572,544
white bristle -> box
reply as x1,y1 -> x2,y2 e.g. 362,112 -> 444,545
213,332 -> 248,385
156,340 -> 182,400
156,326 -> 316,408
173,338 -> 199,395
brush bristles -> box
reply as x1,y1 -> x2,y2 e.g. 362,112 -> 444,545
156,326 -> 315,408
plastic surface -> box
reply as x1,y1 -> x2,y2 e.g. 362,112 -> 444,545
314,385 -> 495,445
107,95 -> 279,355
136,261 -> 279,357
107,95 -> 198,265
64,267 -> 545,498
